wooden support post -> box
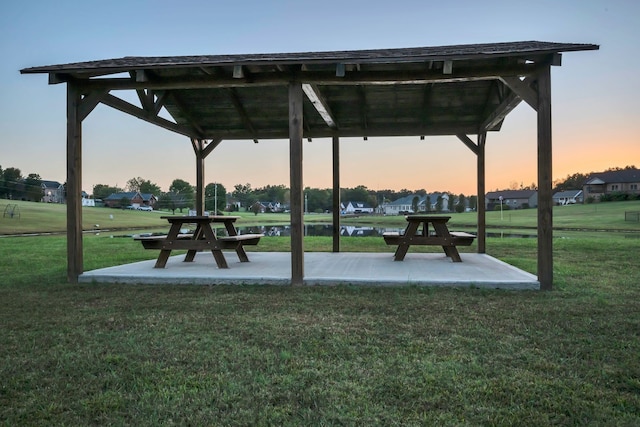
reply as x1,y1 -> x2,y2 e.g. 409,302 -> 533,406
477,132 -> 487,254
193,138 -> 205,216
332,136 -> 340,252
289,82 -> 304,285
66,83 -> 83,283
537,66 -> 553,290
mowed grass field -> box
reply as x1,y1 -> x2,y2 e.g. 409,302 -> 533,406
1,200 -> 639,425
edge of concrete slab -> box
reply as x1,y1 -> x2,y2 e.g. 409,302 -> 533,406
79,252 -> 539,290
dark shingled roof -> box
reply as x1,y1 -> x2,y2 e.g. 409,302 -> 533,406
20,41 -> 599,141
21,41 -> 597,73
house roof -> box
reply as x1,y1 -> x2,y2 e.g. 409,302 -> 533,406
104,191 -> 140,200
486,190 -> 537,199
21,41 -> 598,141
553,190 -> 583,198
585,168 -> 640,184
41,180 -> 62,188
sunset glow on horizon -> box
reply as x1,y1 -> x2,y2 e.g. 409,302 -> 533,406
2,1 -> 638,197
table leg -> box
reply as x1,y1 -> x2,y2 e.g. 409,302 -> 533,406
183,224 -> 204,262
224,221 -> 249,262
200,224 -> 228,268
394,221 -> 420,261
432,221 -> 462,262
154,223 -> 181,268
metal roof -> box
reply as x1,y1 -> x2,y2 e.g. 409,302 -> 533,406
21,41 -> 598,141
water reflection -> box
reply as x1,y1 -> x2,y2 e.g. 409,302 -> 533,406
230,225 -> 540,238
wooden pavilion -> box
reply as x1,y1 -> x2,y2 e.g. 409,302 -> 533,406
21,41 -> 598,290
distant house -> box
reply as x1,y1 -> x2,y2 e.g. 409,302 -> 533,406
341,201 -> 374,214
381,195 -> 421,215
381,193 -> 452,215
553,190 -> 583,205
253,201 -> 284,213
81,191 -> 95,207
583,168 -> 640,201
485,190 -> 537,210
41,180 -> 64,203
103,191 -> 157,208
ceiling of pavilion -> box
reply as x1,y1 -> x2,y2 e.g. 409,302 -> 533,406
21,41 -> 598,142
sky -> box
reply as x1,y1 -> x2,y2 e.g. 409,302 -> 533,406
1,0 -> 638,196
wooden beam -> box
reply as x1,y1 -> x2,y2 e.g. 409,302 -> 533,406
166,92 -> 207,137
78,90 -> 105,122
289,82 -> 304,286
481,91 -> 522,131
226,88 -> 260,143
500,76 -> 538,111
192,138 -> 206,216
477,133 -> 486,254
98,93 -> 196,137
537,65 -> 553,290
72,63 -> 540,91
302,83 -> 337,129
202,139 -> 222,158
66,83 -> 83,283
456,133 -> 479,155
332,136 -> 340,253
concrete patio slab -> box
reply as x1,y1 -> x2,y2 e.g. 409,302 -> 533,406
79,252 -> 539,290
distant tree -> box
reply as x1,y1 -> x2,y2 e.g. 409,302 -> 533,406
468,195 -> 478,211
304,187 -> 331,212
93,184 -> 123,200
127,177 -> 161,195
119,196 -> 131,208
425,195 -> 431,212
157,191 -> 190,213
126,177 -> 144,192
456,194 -> 467,213
24,173 -> 43,201
205,182 -> 227,213
233,183 -> 255,209
2,167 -> 22,199
169,179 -> 194,210
435,195 -> 444,213
411,196 -> 419,213
447,193 -> 455,212
553,172 -> 590,192
250,201 -> 262,216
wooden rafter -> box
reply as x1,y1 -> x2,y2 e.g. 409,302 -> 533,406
98,93 -> 195,137
500,76 -> 537,111
226,88 -> 259,143
302,83 -> 337,129
63,63 -> 541,91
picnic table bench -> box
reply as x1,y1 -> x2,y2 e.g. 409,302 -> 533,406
134,215 -> 263,269
383,215 -> 475,262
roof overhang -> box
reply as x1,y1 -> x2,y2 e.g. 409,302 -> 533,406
21,41 -> 599,142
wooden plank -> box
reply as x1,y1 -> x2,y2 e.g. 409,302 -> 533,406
456,133 -> 478,155
289,82 -> 304,285
74,63 -> 539,91
303,83 -> 337,129
500,76 -> 537,111
537,66 -> 553,290
332,136 -> 340,252
226,88 -> 259,143
66,83 -> 83,283
477,132 -> 486,253
99,93 -> 196,137
193,138 -> 205,216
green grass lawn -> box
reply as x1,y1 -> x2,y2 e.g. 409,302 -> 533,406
1,233 -> 639,425
1,200 -> 639,424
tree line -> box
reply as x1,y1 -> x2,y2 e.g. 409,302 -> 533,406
3,164 -> 636,208
0,166 -> 45,201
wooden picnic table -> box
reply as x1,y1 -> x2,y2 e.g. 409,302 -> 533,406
136,215 -> 262,269
383,215 -> 475,262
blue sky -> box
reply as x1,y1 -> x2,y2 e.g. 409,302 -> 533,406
1,0 -> 638,195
